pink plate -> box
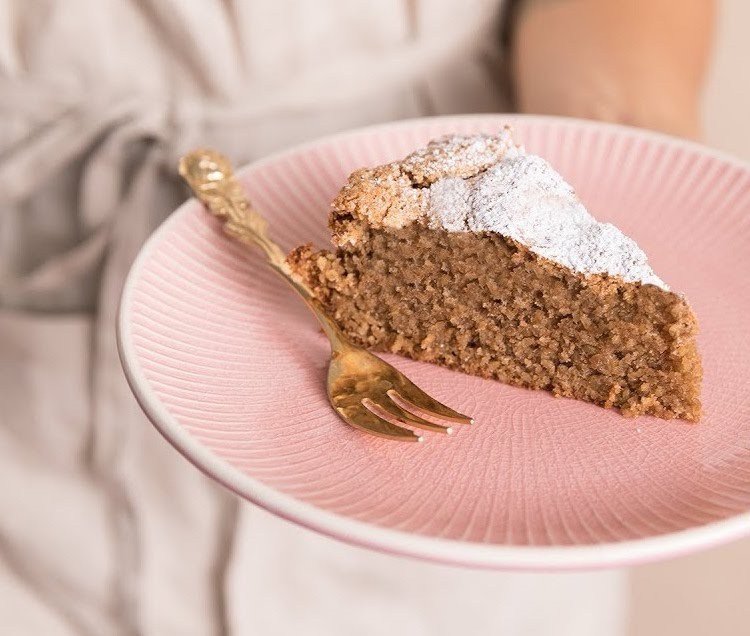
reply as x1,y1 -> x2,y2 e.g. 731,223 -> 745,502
118,115 -> 750,570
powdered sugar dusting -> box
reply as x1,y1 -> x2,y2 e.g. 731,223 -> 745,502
401,127 -> 521,185
428,178 -> 472,231
427,136 -> 668,290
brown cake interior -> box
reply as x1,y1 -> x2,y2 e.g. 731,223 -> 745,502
287,135 -> 702,421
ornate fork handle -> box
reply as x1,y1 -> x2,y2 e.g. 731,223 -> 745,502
178,149 -> 345,346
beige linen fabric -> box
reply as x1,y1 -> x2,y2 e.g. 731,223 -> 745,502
0,1 -> 626,634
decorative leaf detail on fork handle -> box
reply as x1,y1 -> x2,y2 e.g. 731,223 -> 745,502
178,149 -> 290,278
178,149 -> 340,337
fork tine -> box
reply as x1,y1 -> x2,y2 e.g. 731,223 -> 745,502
388,385 -> 473,425
363,397 -> 453,434
334,405 -> 423,442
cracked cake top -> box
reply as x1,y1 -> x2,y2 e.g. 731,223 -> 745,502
331,129 -> 667,290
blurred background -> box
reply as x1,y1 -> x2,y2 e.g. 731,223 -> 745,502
1,0 -> 749,634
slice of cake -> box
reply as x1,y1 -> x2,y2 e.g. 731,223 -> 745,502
288,129 -> 702,421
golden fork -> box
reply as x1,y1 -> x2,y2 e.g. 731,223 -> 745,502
179,149 -> 473,442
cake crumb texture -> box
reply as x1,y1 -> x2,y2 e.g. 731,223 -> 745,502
289,227 -> 701,421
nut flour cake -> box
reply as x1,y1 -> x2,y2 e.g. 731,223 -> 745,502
288,129 -> 702,421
